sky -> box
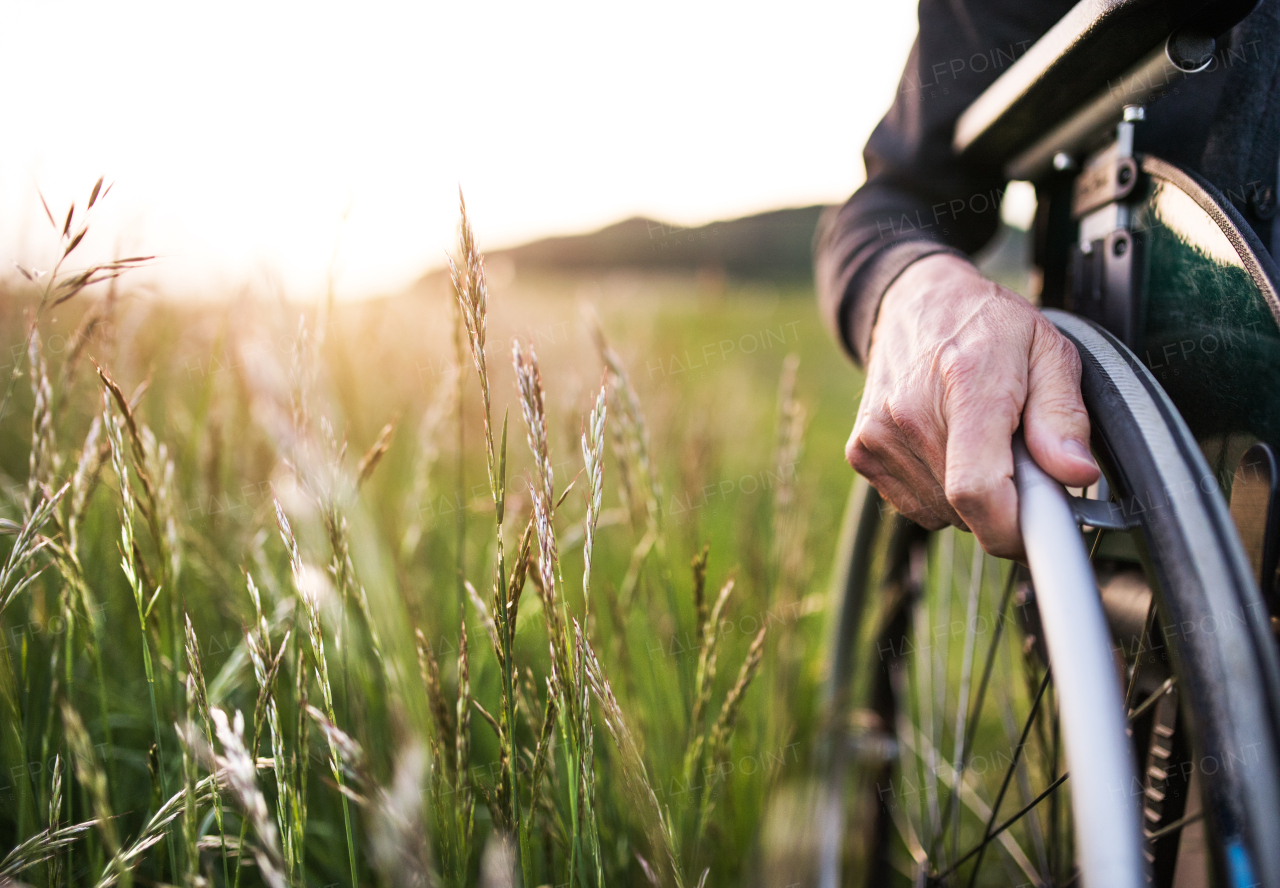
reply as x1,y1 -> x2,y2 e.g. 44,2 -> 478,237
1,1 -> 920,301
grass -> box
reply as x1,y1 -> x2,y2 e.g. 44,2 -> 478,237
0,184 -> 864,887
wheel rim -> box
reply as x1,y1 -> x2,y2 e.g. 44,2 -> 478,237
823,495 -> 1209,887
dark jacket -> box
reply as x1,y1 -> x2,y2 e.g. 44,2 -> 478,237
815,0 -> 1280,365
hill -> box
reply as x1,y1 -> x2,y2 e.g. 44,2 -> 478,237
412,201 -> 1031,295
460,205 -> 830,283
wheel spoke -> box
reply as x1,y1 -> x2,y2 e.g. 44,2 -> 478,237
1088,527 -> 1106,562
947,544 -> 986,862
898,728 -> 1043,886
958,567 -> 1018,761
936,771 -> 1070,883
913,554 -> 942,852
1123,600 -> 1160,713
1048,683 -> 1062,882
962,669 -> 1052,885
930,528 -> 955,860
882,742 -> 929,870
1145,809 -> 1203,842
931,560 -> 1018,864
988,775 -> 1071,857
1127,675 -> 1176,722
999,639 -> 1051,881
891,658 -> 926,848
863,503 -> 1135,885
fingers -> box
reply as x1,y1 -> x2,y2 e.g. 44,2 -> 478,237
1023,321 -> 1100,489
942,384 -> 1024,560
847,408 -> 960,530
857,464 -> 950,531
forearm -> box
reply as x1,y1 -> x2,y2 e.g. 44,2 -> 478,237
815,199 -> 970,364
815,0 -> 1070,365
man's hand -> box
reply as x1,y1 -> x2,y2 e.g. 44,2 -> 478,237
846,253 -> 1100,559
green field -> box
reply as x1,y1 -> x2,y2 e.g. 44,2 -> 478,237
0,199 -> 869,888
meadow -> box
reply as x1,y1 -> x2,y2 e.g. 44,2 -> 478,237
0,189 -> 866,888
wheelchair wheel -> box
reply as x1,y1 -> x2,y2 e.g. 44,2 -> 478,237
819,311 -> 1280,888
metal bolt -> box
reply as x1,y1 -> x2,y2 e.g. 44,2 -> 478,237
1123,105 -> 1146,122
1053,152 -> 1075,172
1113,237 -> 1129,257
1167,28 -> 1215,73
1118,166 -> 1133,186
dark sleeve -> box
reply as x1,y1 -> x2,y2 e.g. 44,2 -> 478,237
815,0 -> 1071,364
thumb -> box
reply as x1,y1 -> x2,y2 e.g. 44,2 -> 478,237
1022,323 -> 1100,488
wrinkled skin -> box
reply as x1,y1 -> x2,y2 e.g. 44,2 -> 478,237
846,253 -> 1100,560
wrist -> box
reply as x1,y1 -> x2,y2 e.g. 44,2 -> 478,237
867,254 -> 987,361
883,253 -> 982,311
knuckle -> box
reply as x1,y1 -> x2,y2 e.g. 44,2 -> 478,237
846,441 -> 876,474
1036,322 -> 1083,374
913,511 -> 948,532
1060,340 -> 1083,376
849,413 -> 893,455
847,429 -> 887,474
945,471 -> 994,513
938,346 -> 981,386
939,354 -> 1023,419
1052,341 -> 1082,379
886,399 -> 932,446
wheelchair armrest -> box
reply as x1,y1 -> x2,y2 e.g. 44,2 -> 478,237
954,0 -> 1257,170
